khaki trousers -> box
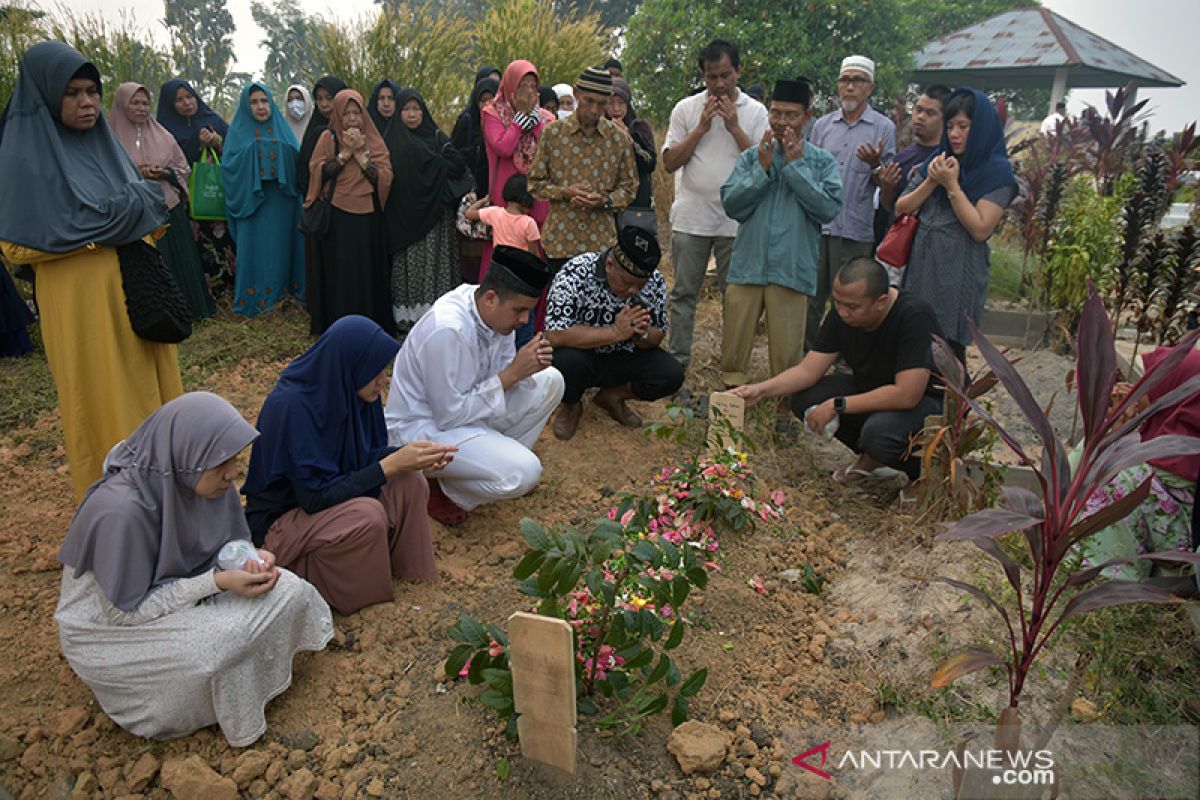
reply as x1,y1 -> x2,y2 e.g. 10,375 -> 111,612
721,283 -> 808,386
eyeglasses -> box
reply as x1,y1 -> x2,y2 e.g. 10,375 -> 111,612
838,76 -> 871,87
768,109 -> 806,122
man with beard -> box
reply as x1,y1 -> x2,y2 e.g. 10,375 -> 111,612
804,55 -> 895,351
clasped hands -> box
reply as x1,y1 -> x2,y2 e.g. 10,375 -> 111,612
215,548 -> 279,598
566,183 -> 607,208
757,128 -> 804,171
612,304 -> 651,340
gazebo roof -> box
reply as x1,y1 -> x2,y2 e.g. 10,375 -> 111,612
910,8 -> 1184,91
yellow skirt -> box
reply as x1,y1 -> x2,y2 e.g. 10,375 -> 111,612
3,242 -> 183,501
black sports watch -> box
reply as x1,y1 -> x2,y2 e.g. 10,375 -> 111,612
833,396 -> 847,413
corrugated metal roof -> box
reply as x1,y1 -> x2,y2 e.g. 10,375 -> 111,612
911,8 -> 1183,90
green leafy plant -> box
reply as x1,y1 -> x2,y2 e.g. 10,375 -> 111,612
799,563 -> 826,595
474,0 -> 610,87
1042,174 -> 1127,321
446,448 -> 783,736
929,287 -> 1200,719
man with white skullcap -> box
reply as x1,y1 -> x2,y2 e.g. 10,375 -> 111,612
805,55 -> 896,352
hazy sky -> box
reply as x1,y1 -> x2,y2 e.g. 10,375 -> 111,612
70,0 -> 1198,131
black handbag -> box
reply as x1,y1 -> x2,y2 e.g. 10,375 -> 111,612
300,166 -> 336,239
300,132 -> 339,240
117,240 -> 192,344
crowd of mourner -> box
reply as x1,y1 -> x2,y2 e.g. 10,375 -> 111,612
1,33 -> 1197,749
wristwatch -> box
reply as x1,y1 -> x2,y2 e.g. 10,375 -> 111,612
833,396 -> 847,413
603,195 -> 613,209
870,164 -> 884,176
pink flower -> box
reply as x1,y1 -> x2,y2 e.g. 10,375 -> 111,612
771,490 -> 786,506
607,507 -> 618,520
488,639 -> 505,657
749,575 -> 766,595
459,657 -> 472,677
620,508 -> 636,527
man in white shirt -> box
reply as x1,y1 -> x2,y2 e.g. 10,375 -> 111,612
385,247 -> 564,525
662,38 -> 769,378
1040,101 -> 1067,136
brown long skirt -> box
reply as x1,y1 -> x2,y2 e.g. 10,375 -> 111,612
264,471 -> 437,614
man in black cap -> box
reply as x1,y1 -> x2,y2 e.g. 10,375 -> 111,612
385,246 -> 565,524
721,77 -> 842,392
544,226 -> 684,440
529,65 -> 638,269
604,58 -> 623,78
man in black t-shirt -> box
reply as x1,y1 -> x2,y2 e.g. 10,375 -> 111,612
730,257 -> 943,481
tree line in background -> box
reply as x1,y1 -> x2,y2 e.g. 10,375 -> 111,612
2,0 -> 1043,124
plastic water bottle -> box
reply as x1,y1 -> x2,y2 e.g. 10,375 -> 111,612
217,539 -> 265,572
803,405 -> 840,438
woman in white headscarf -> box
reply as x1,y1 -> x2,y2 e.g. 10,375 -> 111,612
283,83 -> 313,144
552,83 -> 574,119
55,392 -> 333,746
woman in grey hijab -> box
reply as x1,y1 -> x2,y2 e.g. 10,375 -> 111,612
55,392 -> 333,747
0,41 -> 183,503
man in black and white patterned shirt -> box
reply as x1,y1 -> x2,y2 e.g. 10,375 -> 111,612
545,226 -> 684,440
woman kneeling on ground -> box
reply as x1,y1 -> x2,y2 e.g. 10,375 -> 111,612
55,392 -> 333,747
242,315 -> 455,614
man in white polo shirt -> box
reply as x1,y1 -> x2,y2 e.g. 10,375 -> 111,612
662,38 -> 769,380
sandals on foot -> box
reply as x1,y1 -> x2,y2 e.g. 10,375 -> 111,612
832,464 -> 905,485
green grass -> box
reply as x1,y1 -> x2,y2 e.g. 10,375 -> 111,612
0,301 -> 311,435
1063,602 -> 1200,725
988,235 -> 1038,304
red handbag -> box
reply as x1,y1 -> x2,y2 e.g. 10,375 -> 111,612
875,213 -> 919,268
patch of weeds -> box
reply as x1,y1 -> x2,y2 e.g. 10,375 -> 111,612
799,563 -> 826,595
178,305 -> 311,387
0,325 -> 55,432
1063,603 -> 1200,725
494,758 -> 511,781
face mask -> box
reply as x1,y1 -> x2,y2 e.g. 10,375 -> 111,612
286,99 -> 306,119
558,108 -> 573,120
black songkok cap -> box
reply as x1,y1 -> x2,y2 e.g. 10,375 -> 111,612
539,86 -> 558,107
576,66 -> 613,96
611,225 -> 661,279
489,246 -> 551,297
772,77 -> 812,106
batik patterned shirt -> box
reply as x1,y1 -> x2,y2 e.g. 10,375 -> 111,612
544,251 -> 667,354
528,115 -> 639,259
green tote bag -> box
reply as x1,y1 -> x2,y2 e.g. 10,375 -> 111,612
188,147 -> 226,221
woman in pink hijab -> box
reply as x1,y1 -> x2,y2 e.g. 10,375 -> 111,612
479,60 -> 554,282
110,82 -> 214,319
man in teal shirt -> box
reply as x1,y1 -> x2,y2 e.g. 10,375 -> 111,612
719,77 -> 842,387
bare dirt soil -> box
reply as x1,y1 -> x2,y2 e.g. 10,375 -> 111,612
0,287 -> 1084,800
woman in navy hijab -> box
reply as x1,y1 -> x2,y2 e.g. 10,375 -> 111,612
895,87 -> 1017,364
242,316 -> 456,614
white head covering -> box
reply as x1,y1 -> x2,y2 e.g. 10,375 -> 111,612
284,83 -> 313,145
552,82 -> 574,119
839,55 -> 875,82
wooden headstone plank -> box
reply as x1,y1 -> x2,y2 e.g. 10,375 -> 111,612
707,391 -> 746,455
508,612 -> 578,774
517,716 -> 577,774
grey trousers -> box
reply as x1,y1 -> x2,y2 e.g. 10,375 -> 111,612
804,235 -> 874,351
667,230 -> 734,369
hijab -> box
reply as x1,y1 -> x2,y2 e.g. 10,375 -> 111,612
610,77 -> 654,153
283,83 -> 313,145
306,89 -> 392,214
553,83 -> 574,120
110,82 -> 191,209
297,75 -> 348,199
243,316 -> 399,494
222,82 -> 300,221
1140,346 -> 1200,480
58,392 -> 259,612
482,60 -> 554,175
0,42 -> 167,253
458,77 -> 498,196
156,78 -> 228,163
383,87 -> 466,253
918,87 -> 1016,204
475,65 -> 500,85
367,79 -> 401,135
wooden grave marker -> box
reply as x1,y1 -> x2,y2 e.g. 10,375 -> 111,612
707,391 -> 746,454
508,612 -> 577,774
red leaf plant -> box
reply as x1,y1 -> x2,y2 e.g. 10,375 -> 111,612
929,284 -> 1200,711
